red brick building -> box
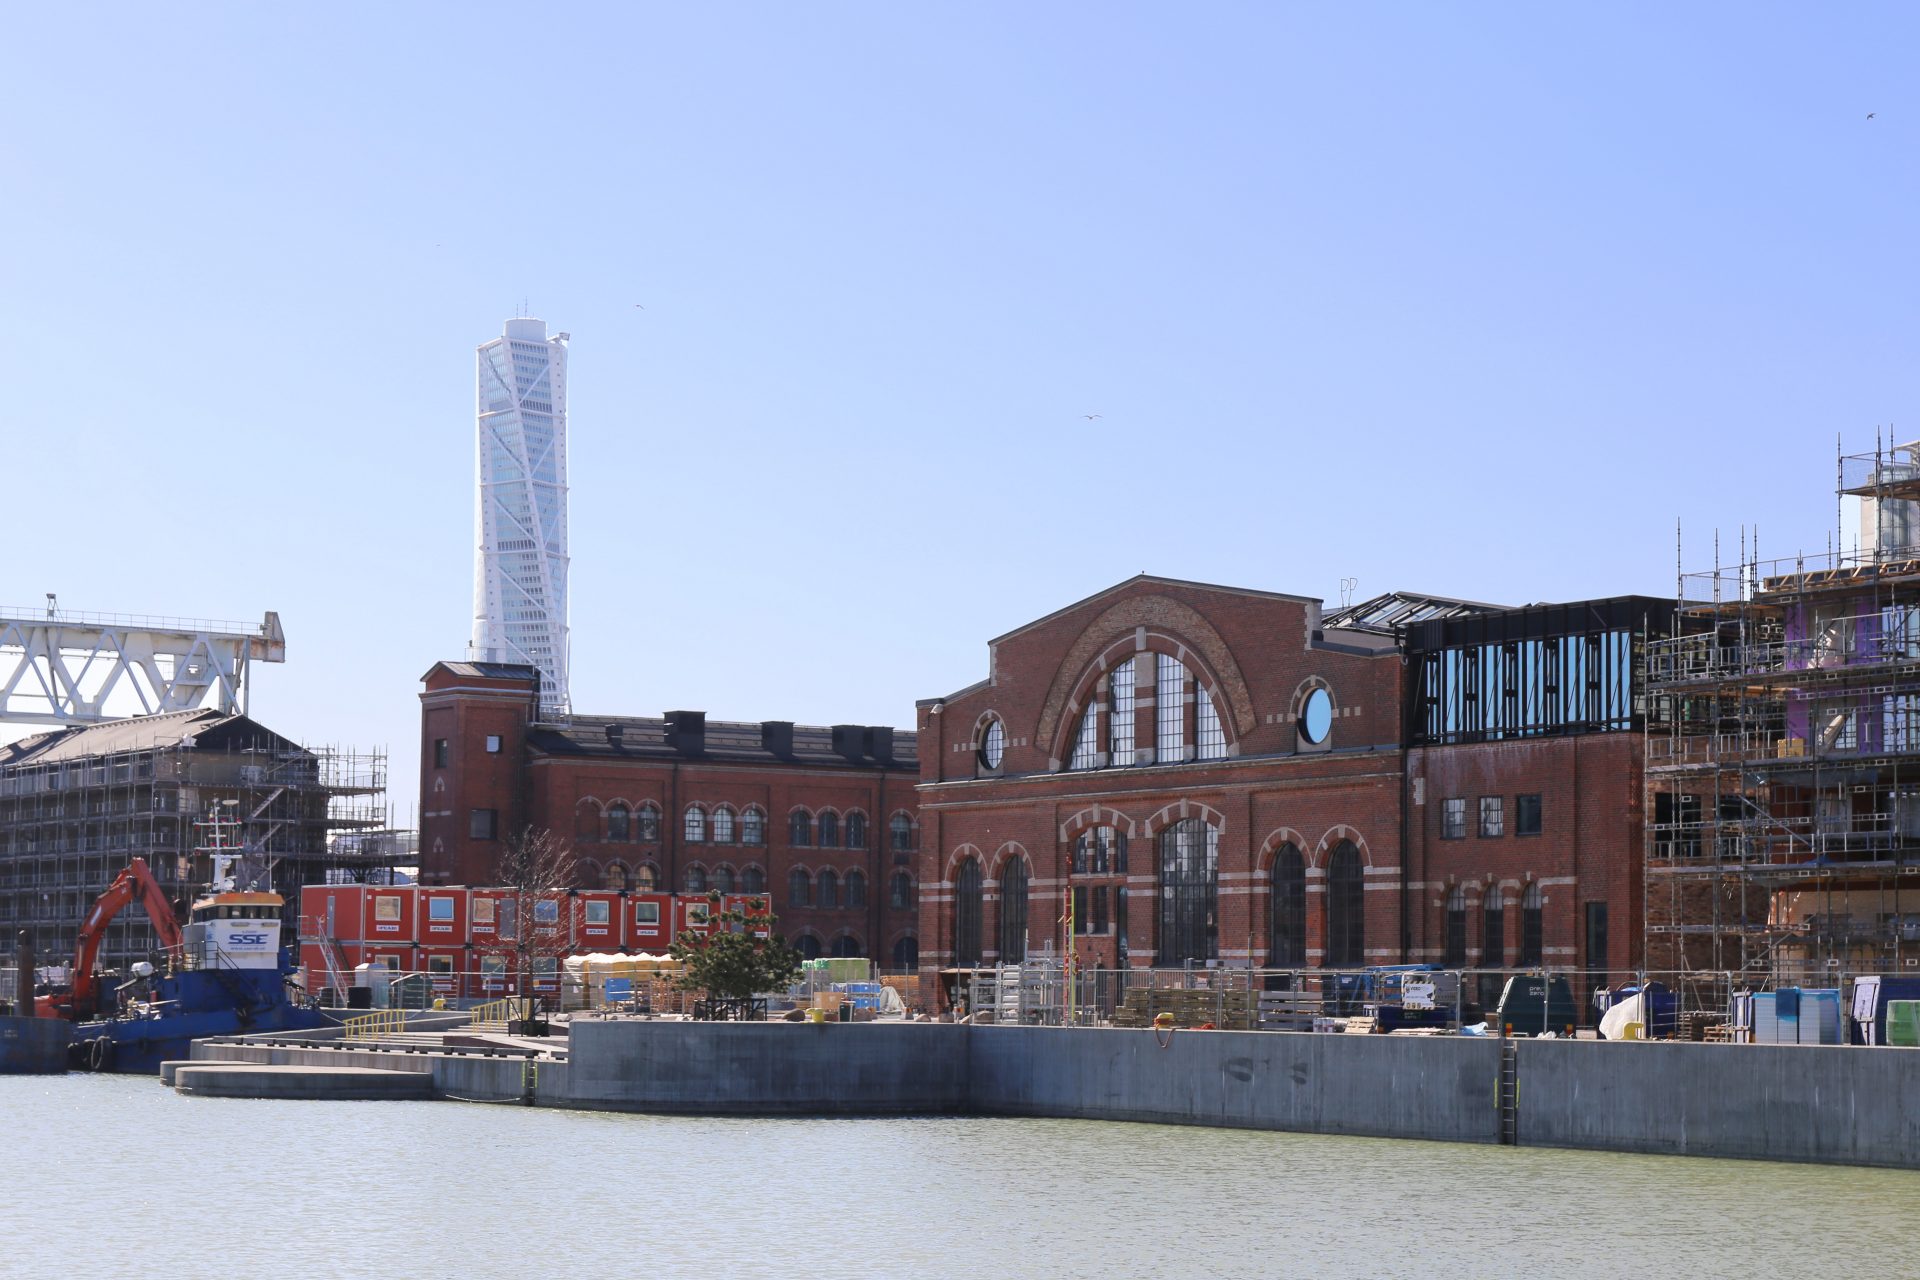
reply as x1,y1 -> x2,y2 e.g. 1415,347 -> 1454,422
417,661 -> 921,965
915,577 -> 1671,1006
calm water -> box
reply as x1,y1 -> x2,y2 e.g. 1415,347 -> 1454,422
3,1075 -> 1914,1280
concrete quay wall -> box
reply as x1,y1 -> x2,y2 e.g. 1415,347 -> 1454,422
565,1019 -> 968,1114
1516,1038 -> 1920,1170
969,1024 -> 1502,1144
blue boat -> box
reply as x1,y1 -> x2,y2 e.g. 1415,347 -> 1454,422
30,814 -> 335,1075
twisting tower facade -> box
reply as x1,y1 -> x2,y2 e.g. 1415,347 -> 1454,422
472,317 -> 570,719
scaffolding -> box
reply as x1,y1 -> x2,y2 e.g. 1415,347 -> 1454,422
0,714 -> 402,972
1645,439 -> 1920,1005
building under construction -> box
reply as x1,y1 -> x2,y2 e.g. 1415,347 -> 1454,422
0,710 -> 395,972
1646,441 -> 1920,1004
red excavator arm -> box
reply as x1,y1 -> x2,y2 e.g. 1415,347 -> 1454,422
36,857 -> 183,1020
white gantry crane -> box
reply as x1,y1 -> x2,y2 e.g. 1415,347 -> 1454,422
0,596 -> 286,726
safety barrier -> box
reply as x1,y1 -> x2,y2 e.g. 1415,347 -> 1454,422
341,1008 -> 408,1041
469,997 -> 533,1031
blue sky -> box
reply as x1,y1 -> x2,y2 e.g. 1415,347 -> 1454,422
2,5 -> 1914,821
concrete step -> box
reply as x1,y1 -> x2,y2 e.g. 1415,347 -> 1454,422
172,1063 -> 436,1100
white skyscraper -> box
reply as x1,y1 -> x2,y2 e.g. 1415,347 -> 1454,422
472,316 -> 570,718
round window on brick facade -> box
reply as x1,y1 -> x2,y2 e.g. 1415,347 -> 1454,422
1301,687 -> 1334,745
978,717 -> 1006,772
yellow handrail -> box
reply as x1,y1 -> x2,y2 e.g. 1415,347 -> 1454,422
469,997 -> 532,1028
342,1009 -> 408,1041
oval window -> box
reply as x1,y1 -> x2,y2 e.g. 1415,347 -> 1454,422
979,718 -> 1006,770
1301,688 -> 1334,745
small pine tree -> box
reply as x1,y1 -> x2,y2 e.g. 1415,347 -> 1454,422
670,894 -> 801,1016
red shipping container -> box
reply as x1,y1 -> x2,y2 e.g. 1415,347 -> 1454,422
571,890 -> 624,951
628,892 -> 673,952
361,885 -> 418,946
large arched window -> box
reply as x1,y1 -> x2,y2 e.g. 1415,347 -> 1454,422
794,933 -> 822,961
711,806 -> 736,845
711,865 -> 735,895
845,869 -> 866,907
634,863 -> 658,891
741,807 -> 766,846
1195,685 -> 1227,760
1108,658 -> 1136,765
742,864 -> 766,895
892,935 -> 919,969
1157,819 -> 1219,966
818,868 -> 840,909
684,805 -> 706,843
1326,841 -> 1364,967
1269,843 -> 1306,967
1520,882 -> 1544,966
683,863 -> 708,894
845,812 -> 867,849
788,868 -> 812,908
954,856 -> 983,966
1444,885 -> 1468,967
637,804 -> 661,842
889,812 -> 914,851
1072,826 -> 1127,875
889,871 -> 915,909
817,810 -> 840,848
998,856 -> 1029,963
1155,654 -> 1187,764
789,809 -> 813,847
830,933 -> 862,958
603,861 -> 630,891
606,803 -> 630,842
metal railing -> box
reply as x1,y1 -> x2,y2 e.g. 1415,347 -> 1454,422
342,1009 -> 408,1040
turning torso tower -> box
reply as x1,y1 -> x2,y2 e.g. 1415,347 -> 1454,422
472,316 -> 570,718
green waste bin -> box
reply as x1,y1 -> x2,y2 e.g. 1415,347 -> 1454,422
1887,1000 -> 1920,1048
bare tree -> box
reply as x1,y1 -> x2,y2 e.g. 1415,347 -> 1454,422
495,826 -> 577,1030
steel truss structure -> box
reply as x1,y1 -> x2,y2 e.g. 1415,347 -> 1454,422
0,604 -> 284,727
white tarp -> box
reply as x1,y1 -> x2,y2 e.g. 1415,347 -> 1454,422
1599,992 -> 1646,1040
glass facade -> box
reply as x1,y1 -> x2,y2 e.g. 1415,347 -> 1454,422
474,317 -> 570,717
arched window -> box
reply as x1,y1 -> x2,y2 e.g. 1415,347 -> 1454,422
1444,885 -> 1468,967
794,933 -> 822,961
1196,687 -> 1227,760
1109,658 -> 1137,765
1269,843 -> 1306,967
845,812 -> 867,849
712,806 -> 736,844
1072,826 -> 1127,875
742,864 -> 766,895
789,868 -> 812,908
1520,882 -> 1544,966
977,717 -> 1005,773
1068,703 -> 1101,769
684,805 -> 706,843
817,810 -> 840,848
845,869 -> 866,907
742,808 -> 766,846
1155,654 -> 1187,763
683,864 -> 708,894
637,804 -> 661,842
997,856 -> 1029,963
634,863 -> 658,891
1326,841 -> 1364,967
830,934 -> 863,958
606,803 -> 630,842
818,869 -> 840,909
889,812 -> 914,851
1157,819 -> 1218,966
892,935 -> 919,969
954,856 -> 983,966
890,871 -> 915,909
790,810 -> 813,847
603,861 -> 630,891
711,865 -> 735,895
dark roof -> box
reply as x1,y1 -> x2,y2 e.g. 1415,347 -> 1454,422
1322,591 -> 1509,637
424,660 -> 541,682
527,714 -> 918,771
0,710 -> 309,769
